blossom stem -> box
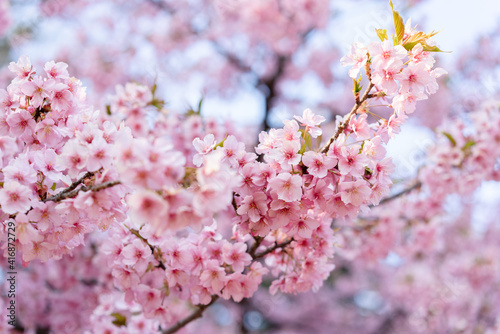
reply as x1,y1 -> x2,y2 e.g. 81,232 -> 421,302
160,237 -> 294,333
162,296 -> 219,334
253,238 -> 294,259
320,82 -> 375,154
376,181 -> 422,206
43,180 -> 121,203
128,228 -> 166,270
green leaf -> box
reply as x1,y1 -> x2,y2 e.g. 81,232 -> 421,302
352,78 -> 362,94
298,143 -> 306,155
151,83 -> 157,97
151,99 -> 165,110
105,104 -> 112,116
197,96 -> 204,114
214,135 -> 228,149
304,132 -> 312,150
316,134 -> 323,149
462,140 -> 476,151
359,141 -> 365,154
389,1 -> 405,43
111,313 -> 127,327
376,28 -> 388,41
422,44 -> 449,53
51,183 -> 57,191
442,132 -> 456,147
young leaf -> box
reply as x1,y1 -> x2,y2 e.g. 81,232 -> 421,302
442,132 -> 456,147
462,140 -> 476,151
389,1 -> 405,43
352,78 -> 363,94
376,28 -> 388,41
111,313 -> 127,327
197,96 -> 204,114
214,135 -> 228,149
422,44 -> 449,53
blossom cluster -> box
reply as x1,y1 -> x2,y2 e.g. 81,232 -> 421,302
341,25 -> 447,130
332,101 -> 500,334
0,56 -> 129,264
337,102 -> 500,264
0,16 -> 447,332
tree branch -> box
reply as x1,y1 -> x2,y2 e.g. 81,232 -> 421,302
248,236 -> 263,258
43,180 -> 121,203
129,228 -> 167,270
253,237 -> 294,260
320,82 -> 375,154
374,181 -> 422,207
261,55 -> 288,132
61,171 -> 95,194
371,309 -> 405,334
163,296 -> 219,334
159,236 -> 294,333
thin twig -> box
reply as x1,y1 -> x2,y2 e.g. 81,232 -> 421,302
261,55 -> 288,132
160,236 -> 293,333
374,181 -> 422,207
43,180 -> 121,203
253,238 -> 294,260
61,171 -> 95,194
129,228 -> 167,270
163,296 -> 219,334
320,82 -> 375,154
248,236 -> 263,258
371,309 -> 405,334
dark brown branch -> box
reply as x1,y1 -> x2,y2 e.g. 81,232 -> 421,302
129,228 -> 166,270
261,55 -> 288,132
61,171 -> 95,194
253,238 -> 294,260
320,82 -> 375,154
374,182 -> 422,207
371,309 -> 405,334
163,296 -> 219,334
248,236 -> 263,258
146,0 -> 175,13
43,180 -> 121,203
159,236 -> 293,333
213,43 -> 254,73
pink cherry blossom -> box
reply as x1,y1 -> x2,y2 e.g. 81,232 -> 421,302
8,55 -> 35,83
395,62 -> 434,94
339,179 -> 371,206
192,133 -> 216,167
44,60 -> 69,80
302,151 -> 336,178
293,108 -> 326,138
268,172 -> 303,202
338,145 -> 368,177
200,259 -> 227,293
371,58 -> 403,95
6,109 -> 36,137
127,190 -> 168,229
222,242 -> 252,273
50,82 -> 74,112
0,181 -> 33,214
341,42 -> 368,79
20,76 -> 52,108
368,40 -> 407,68
236,191 -> 268,223
35,118 -> 62,146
